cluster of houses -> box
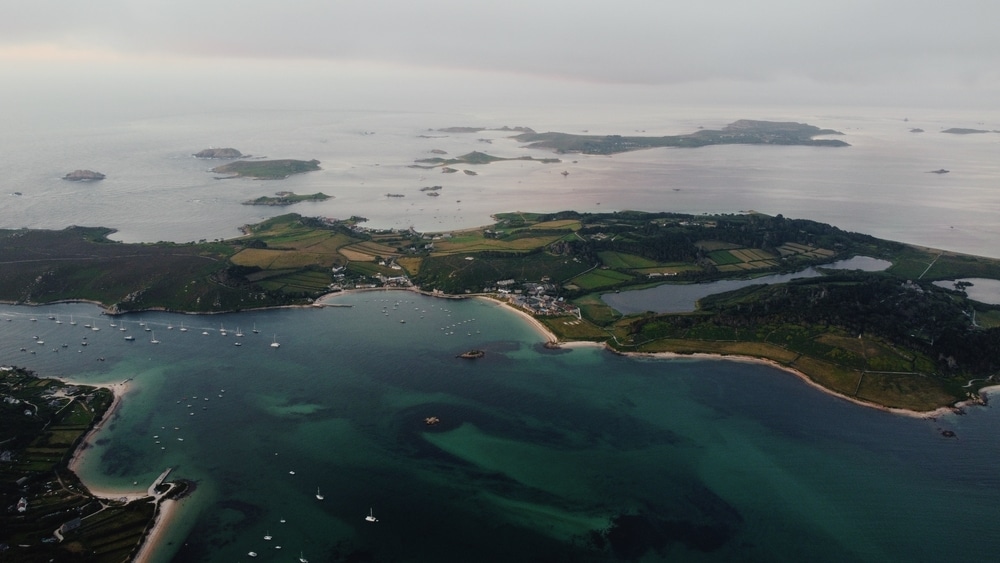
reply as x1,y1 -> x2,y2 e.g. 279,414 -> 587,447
498,280 -> 581,317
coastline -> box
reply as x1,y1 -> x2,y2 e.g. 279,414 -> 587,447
482,296 -> 969,419
63,377 -> 185,559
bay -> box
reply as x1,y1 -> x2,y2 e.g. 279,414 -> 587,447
2,296 -> 999,562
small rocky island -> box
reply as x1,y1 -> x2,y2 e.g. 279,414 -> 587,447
457,349 -> 485,359
243,192 -> 331,206
194,148 -> 243,159
211,159 -> 321,180
63,169 -> 105,181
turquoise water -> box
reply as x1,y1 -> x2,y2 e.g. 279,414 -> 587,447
2,296 -> 999,562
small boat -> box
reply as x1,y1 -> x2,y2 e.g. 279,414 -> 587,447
167,324 -> 173,330
316,487 -> 324,500
248,552 -> 257,558
252,323 -> 260,334
179,322 -> 188,332
220,324 -> 227,336
150,332 -> 159,344
271,334 -> 280,348
70,315 -> 76,326
365,508 -> 378,523
91,326 -> 100,331
125,335 -> 135,341
234,341 -> 242,347
55,316 -> 62,324
263,531 -> 272,541
299,551 -> 309,563
235,327 -> 244,337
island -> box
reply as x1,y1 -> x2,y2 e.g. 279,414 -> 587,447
0,367 -> 187,561
193,147 -> 243,159
510,120 -> 849,154
941,128 -> 992,135
928,169 -> 950,174
62,170 -> 105,181
242,191 -> 331,206
1,211 -> 999,413
211,159 -> 320,180
457,350 -> 485,359
411,150 -> 560,170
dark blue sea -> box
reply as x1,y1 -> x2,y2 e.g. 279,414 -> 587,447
2,295 -> 998,562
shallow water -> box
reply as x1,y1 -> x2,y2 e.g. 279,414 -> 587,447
2,297 -> 998,562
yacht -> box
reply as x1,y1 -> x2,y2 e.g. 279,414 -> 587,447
235,327 -> 244,337
271,334 -> 280,348
299,551 -> 309,563
220,324 -> 227,336
150,332 -> 160,344
70,315 -> 76,326
315,487 -> 324,500
365,508 -> 378,523
252,323 -> 260,334
263,531 -> 272,541
179,322 -> 188,332
125,334 -> 135,341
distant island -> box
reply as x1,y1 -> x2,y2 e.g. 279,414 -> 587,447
437,126 -> 535,134
62,169 -> 105,181
242,191 -> 331,206
411,150 -> 560,170
511,119 -> 849,154
194,147 -> 243,159
211,159 -> 321,180
909,128 -> 925,133
928,169 -> 950,174
941,128 -> 993,135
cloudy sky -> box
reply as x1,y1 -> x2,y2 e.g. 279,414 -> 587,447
2,0 -> 998,115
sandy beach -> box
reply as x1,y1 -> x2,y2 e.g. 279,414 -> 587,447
133,497 -> 184,563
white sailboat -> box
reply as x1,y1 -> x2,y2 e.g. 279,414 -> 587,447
220,323 -> 227,336
150,331 -> 160,344
263,530 -> 272,541
179,322 -> 188,332
252,322 -> 260,334
69,315 -> 76,326
315,487 -> 324,500
236,327 -> 244,337
270,334 -> 280,348
299,551 -> 308,562
365,508 -> 377,522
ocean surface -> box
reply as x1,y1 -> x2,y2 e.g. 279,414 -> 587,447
3,298 -> 1000,562
1,105 -> 998,258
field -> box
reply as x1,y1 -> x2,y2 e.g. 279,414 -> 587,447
569,269 -> 634,290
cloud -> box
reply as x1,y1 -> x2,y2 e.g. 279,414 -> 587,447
2,0 -> 998,107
